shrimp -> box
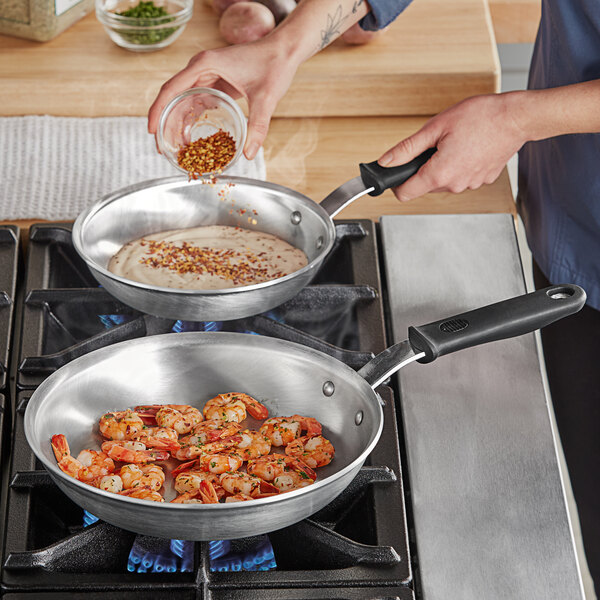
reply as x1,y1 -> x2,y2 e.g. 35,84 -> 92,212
97,474 -> 123,493
219,472 -> 279,498
133,427 -> 181,453
101,440 -> 169,464
119,486 -> 164,502
174,470 -> 225,499
202,393 -> 268,423
259,417 -> 300,447
172,450 -> 245,476
99,411 -> 179,451
199,451 -> 245,475
247,454 -> 316,482
234,429 -> 271,460
179,420 -> 242,447
285,434 -> 335,468
225,493 -> 256,503
171,480 -> 220,504
173,434 -> 242,461
259,415 -> 322,447
99,410 -> 145,441
51,434 -> 115,484
170,490 -> 204,504
272,470 -> 315,493
120,464 -> 165,492
292,415 -> 322,436
135,404 -> 204,435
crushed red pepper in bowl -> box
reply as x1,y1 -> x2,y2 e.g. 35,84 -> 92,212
157,87 -> 247,178
177,129 -> 237,178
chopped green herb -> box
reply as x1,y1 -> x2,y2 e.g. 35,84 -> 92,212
115,1 -> 178,45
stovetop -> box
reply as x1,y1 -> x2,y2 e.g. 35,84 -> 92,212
0,221 -> 416,599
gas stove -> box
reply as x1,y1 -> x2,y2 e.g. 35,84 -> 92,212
0,221 -> 416,599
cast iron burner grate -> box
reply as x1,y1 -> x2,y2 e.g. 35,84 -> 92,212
17,222 -> 384,389
1,222 -> 414,599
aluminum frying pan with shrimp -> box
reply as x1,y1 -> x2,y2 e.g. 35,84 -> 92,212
71,150 -> 436,322
24,285 -> 585,541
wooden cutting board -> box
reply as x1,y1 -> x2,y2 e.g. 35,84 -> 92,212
0,0 -> 499,117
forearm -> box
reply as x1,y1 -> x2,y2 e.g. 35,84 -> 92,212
268,0 -> 371,66
509,80 -> 600,142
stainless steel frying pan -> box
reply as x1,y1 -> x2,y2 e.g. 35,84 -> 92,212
24,284 -> 585,540
72,150 -> 435,321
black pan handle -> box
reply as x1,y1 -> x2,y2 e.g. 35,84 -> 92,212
408,284 -> 586,363
360,148 -> 436,196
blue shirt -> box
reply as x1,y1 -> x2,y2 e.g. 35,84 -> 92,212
359,0 -> 412,30
365,0 -> 600,310
517,0 -> 600,310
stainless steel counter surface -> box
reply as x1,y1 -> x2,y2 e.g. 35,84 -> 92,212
380,214 -> 584,600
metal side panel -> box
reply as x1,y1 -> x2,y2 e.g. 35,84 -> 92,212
380,214 -> 584,600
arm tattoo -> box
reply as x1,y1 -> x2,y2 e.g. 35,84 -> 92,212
319,0 -> 365,49
319,5 -> 347,49
351,0 -> 364,14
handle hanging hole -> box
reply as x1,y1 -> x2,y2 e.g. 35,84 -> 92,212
547,286 -> 575,300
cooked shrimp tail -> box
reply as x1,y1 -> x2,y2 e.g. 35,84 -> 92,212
198,480 -> 220,504
286,457 -> 317,481
51,434 -> 80,478
240,395 -> 269,420
172,459 -> 198,477
292,415 -> 323,436
258,480 -> 280,495
141,436 -> 181,454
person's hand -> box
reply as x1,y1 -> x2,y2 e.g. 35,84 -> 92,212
148,38 -> 299,160
378,93 -> 529,201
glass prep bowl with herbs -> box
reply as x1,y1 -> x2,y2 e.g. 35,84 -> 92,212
96,0 -> 193,52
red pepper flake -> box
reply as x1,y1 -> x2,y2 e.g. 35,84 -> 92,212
139,240 -> 278,285
177,130 -> 236,178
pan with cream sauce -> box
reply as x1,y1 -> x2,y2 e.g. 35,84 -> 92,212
108,225 -> 308,290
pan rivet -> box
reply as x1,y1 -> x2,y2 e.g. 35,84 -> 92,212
355,411 -> 363,426
322,381 -> 335,396
316,236 -> 323,250
291,211 -> 302,225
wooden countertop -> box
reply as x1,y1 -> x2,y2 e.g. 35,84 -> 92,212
0,0 -> 499,117
0,116 -> 515,237
0,0 -> 514,228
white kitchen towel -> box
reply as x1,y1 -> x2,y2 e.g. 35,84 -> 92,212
0,115 -> 266,221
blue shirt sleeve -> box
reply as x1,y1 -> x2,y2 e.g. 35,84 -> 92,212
359,0 -> 414,31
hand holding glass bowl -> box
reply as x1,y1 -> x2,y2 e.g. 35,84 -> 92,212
157,88 -> 248,178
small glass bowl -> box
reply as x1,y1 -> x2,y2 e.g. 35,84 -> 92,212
96,0 -> 193,53
157,87 -> 248,177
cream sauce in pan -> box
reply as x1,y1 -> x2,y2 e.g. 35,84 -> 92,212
108,225 -> 308,290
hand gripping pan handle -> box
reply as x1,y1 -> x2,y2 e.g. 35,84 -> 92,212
319,148 -> 436,217
359,147 -> 437,196
359,284 -> 586,389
